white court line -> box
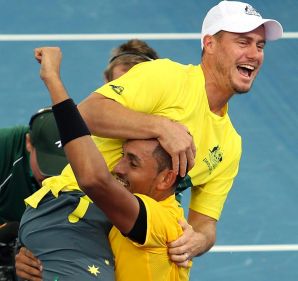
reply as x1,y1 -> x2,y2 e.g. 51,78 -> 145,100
0,32 -> 297,41
210,244 -> 298,253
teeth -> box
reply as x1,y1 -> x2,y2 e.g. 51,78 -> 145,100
115,176 -> 129,188
239,64 -> 255,70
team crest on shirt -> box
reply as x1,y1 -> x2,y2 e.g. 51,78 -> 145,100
245,5 -> 261,17
203,146 -> 223,174
110,84 -> 124,95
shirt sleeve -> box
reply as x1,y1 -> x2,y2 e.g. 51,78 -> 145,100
94,59 -> 185,117
125,196 -> 147,244
131,194 -> 184,248
190,148 -> 241,220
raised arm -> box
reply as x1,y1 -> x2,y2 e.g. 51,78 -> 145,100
34,46 -> 141,234
55,101 -> 141,233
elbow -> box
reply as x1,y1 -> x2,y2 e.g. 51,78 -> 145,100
205,226 -> 216,253
209,232 -> 216,249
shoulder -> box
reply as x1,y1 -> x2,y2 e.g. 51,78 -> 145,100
135,194 -> 184,243
0,125 -> 28,142
132,58 -> 194,75
135,194 -> 183,219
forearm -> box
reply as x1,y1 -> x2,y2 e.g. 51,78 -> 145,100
42,73 -> 112,184
43,76 -> 69,105
52,99 -> 139,233
78,92 -> 167,139
42,68 -> 108,181
167,212 -> 216,267
188,209 -> 217,256
78,93 -> 195,176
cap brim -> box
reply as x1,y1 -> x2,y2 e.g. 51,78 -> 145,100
221,17 -> 283,41
263,19 -> 283,40
36,150 -> 68,177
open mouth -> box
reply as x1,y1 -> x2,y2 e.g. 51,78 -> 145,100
237,64 -> 255,78
115,176 -> 129,188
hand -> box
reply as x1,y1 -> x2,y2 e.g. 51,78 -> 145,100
15,247 -> 43,281
34,46 -> 62,82
168,220 -> 201,267
157,119 -> 196,177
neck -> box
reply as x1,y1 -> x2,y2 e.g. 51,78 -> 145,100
152,189 -> 174,202
201,60 -> 234,116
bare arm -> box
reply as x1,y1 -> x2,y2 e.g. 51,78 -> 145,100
188,209 -> 217,254
79,93 -> 164,140
78,93 -> 196,176
64,135 -> 141,233
168,209 -> 216,267
35,46 -> 141,233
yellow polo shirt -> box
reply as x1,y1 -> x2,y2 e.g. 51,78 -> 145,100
95,59 -> 242,220
109,194 -> 190,281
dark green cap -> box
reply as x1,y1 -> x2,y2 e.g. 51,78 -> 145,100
29,107 -> 68,177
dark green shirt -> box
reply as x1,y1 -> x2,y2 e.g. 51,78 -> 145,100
0,126 -> 39,223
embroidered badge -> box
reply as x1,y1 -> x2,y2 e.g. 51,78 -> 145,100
203,146 -> 223,174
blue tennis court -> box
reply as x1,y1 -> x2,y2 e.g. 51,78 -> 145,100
0,1 -> 297,280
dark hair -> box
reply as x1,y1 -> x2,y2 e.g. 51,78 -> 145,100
104,39 -> 159,82
152,143 -> 182,189
152,143 -> 172,173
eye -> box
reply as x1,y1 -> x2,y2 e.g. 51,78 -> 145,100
130,161 -> 138,168
238,40 -> 248,47
257,43 -> 265,51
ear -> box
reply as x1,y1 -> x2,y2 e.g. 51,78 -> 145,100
25,133 -> 33,153
104,76 -> 109,84
156,169 -> 177,191
203,35 -> 216,54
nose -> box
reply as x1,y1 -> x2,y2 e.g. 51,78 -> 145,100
246,43 -> 263,62
113,157 -> 126,175
246,44 -> 258,59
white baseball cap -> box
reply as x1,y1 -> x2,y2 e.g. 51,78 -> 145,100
201,1 -> 283,49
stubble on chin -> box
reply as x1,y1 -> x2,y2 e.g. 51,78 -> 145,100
232,79 -> 255,95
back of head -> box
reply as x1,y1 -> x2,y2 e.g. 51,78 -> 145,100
29,107 -> 68,177
110,39 -> 159,61
201,1 -> 283,49
104,39 -> 159,82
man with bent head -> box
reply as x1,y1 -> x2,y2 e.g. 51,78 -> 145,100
17,40 -> 186,281
19,126 -> 190,280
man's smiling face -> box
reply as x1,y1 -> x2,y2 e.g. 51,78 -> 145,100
213,25 -> 266,94
112,139 -> 167,198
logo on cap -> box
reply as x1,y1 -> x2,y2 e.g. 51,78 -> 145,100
55,140 -> 62,148
245,5 -> 261,17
